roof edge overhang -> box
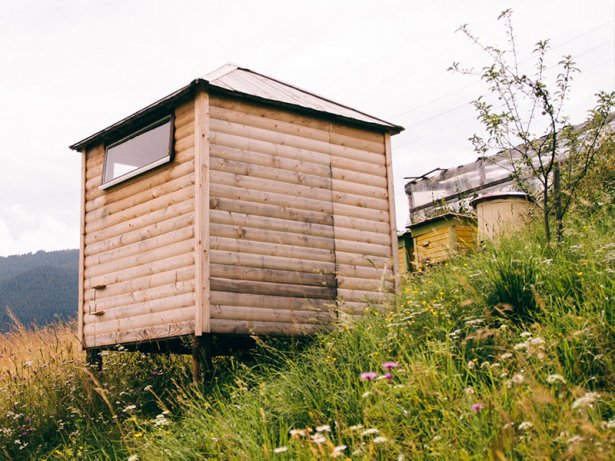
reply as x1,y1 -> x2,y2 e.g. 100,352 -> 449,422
69,79 -> 404,152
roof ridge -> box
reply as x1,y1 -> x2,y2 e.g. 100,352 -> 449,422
204,63 -> 239,82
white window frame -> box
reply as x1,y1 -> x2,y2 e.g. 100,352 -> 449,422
100,115 -> 175,190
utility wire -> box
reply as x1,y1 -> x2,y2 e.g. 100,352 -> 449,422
390,20 -> 615,124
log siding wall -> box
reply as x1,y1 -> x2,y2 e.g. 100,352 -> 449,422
81,100 -> 197,348
207,96 -> 394,333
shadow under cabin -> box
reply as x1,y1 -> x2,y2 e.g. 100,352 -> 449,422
69,64 -> 404,379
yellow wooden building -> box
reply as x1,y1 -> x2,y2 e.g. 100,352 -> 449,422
69,64 -> 403,368
407,213 -> 476,270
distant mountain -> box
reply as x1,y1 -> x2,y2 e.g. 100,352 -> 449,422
0,250 -> 78,331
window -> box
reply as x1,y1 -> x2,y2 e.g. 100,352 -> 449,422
101,116 -> 174,189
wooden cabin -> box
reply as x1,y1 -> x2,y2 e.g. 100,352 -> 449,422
408,213 -> 476,270
69,64 -> 403,367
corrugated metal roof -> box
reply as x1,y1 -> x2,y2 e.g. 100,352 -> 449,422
70,64 -> 403,150
205,64 -> 401,130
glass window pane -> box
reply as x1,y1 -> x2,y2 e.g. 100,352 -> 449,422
103,118 -> 173,186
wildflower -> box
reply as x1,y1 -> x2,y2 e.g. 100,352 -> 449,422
385,373 -> 393,381
567,435 -> 583,445
311,433 -> 327,444
464,387 -> 475,395
373,436 -> 388,443
511,374 -> 524,384
571,392 -> 599,410
362,391 -> 372,398
467,360 -> 476,370
529,337 -> 545,346
471,403 -> 485,413
316,424 -> 331,432
518,421 -> 533,431
127,455 -> 139,461
514,341 -> 529,351
123,405 -> 137,413
500,353 -> 513,360
361,428 -> 379,436
520,332 -> 531,337
273,446 -> 288,453
289,428 -> 307,437
331,445 -> 347,458
546,374 -> 566,384
382,362 -> 399,371
349,424 -> 364,431
144,385 -> 153,392
360,371 -> 377,381
133,432 -> 143,438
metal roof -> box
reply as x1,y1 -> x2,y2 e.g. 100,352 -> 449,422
70,64 -> 403,151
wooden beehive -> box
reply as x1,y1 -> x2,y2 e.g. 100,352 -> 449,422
70,64 -> 403,358
470,193 -> 533,243
408,213 -> 476,270
397,231 -> 414,273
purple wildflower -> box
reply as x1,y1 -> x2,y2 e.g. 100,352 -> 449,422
384,373 -> 393,381
471,403 -> 485,413
360,371 -> 378,381
381,362 -> 399,371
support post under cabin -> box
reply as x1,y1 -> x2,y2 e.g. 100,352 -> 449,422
192,335 -> 213,384
86,348 -> 103,372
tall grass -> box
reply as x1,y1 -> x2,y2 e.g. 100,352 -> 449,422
1,207 -> 613,460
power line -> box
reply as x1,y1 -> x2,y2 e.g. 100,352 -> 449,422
389,20 -> 615,124
396,39 -> 615,132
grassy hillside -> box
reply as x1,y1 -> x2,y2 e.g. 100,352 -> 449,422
0,208 -> 613,459
0,249 -> 78,331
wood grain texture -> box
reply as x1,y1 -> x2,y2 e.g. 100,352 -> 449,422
82,102 -> 197,348
194,87 -> 210,335
78,148 -> 87,350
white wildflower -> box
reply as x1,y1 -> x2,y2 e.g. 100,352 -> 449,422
518,421 -> 533,431
546,374 -> 566,384
273,446 -> 288,454
361,428 -> 379,436
567,435 -> 583,445
514,342 -> 529,351
520,332 -> 531,338
316,424 -> 331,433
467,360 -> 476,370
373,436 -> 387,443
144,385 -> 153,392
572,392 -> 599,410
512,374 -> 524,384
123,405 -> 137,413
529,337 -> 545,346
349,424 -> 364,431
154,414 -> 170,426
606,419 -> 615,429
311,433 -> 327,444
127,455 -> 139,461
464,387 -> 475,395
331,445 -> 347,457
362,391 -> 372,398
289,428 -> 306,437
500,353 -> 513,360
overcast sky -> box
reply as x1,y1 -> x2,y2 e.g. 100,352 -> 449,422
0,0 -> 613,256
